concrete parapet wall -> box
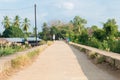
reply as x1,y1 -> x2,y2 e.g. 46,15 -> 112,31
70,42 -> 120,69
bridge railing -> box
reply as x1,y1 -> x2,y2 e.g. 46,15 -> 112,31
70,42 -> 120,69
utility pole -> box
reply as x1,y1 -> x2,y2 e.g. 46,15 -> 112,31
34,4 -> 37,45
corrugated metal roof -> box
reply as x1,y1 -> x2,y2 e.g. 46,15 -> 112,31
5,38 -> 24,42
27,37 -> 41,41
4,37 -> 41,42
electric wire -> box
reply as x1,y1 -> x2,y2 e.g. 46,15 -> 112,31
0,6 -> 33,11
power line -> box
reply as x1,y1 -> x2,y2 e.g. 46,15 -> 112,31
0,6 -> 33,11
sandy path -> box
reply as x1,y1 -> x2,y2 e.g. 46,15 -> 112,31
8,41 -> 118,80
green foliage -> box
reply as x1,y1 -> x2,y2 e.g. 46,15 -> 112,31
0,47 -> 15,56
2,16 -> 11,29
78,32 -> 89,45
93,29 -> 105,41
69,31 -> 75,41
0,45 -> 24,57
42,22 -> 50,40
2,26 -> 24,38
50,26 -> 58,35
89,52 -> 97,59
38,16 -> 120,54
91,25 -> 98,31
114,40 -> 120,53
72,34 -> 79,43
117,32 -> 120,37
96,56 -> 106,64
112,40 -> 120,53
103,19 -> 118,40
39,40 -> 46,45
72,16 -> 87,34
38,32 -> 43,39
87,37 -> 102,49
13,15 -> 20,27
22,18 -> 30,32
1,15 -> 30,38
101,40 -> 110,51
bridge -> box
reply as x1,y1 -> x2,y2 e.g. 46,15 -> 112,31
0,41 -> 120,80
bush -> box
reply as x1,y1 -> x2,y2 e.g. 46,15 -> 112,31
93,29 -> 105,41
113,40 -> 120,53
89,52 -> 97,59
78,33 -> 89,45
101,40 -> 110,51
96,55 -> 106,64
11,55 -> 30,68
0,47 -> 15,56
27,50 -> 39,58
87,37 -> 102,49
0,45 -> 25,57
39,40 -> 46,45
2,26 -> 24,38
11,46 -> 46,69
47,41 -> 53,46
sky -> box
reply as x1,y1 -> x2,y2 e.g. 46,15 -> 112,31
0,0 -> 120,33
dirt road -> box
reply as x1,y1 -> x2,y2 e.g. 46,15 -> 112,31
8,41 -> 118,80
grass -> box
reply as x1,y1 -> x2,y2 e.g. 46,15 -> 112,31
0,41 -> 53,80
89,53 -> 96,59
11,49 -> 40,69
39,40 -> 47,45
27,49 -> 40,59
11,40 -> 53,69
0,47 -> 15,56
0,46 -> 26,57
47,41 -> 53,46
11,55 -> 30,68
96,55 -> 106,64
89,52 -> 97,59
0,46 -> 46,80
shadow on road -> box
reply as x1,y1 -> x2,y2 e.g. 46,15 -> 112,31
68,44 -> 119,80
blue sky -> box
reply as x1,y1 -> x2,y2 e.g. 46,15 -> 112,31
0,0 -> 120,33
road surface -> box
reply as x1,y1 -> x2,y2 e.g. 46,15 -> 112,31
8,41 -> 118,80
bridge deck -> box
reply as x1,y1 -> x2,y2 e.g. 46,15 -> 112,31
8,41 -> 118,80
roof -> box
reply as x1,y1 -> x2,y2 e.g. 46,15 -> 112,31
5,38 -> 23,42
4,37 -> 41,43
27,37 -> 41,41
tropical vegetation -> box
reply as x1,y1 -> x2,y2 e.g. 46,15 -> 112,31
0,15 -> 120,53
39,16 -> 120,53
1,15 -> 31,38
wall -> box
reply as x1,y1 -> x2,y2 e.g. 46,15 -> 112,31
70,42 -> 120,69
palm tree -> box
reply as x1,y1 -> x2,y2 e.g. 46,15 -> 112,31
73,16 -> 87,34
2,16 -> 11,29
13,15 -> 20,27
22,18 -> 30,32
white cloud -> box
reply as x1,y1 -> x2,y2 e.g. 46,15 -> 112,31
63,2 -> 74,10
56,2 -> 74,10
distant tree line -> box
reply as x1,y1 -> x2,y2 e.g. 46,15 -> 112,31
39,16 -> 120,53
1,15 -> 30,38
1,15 -> 120,53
